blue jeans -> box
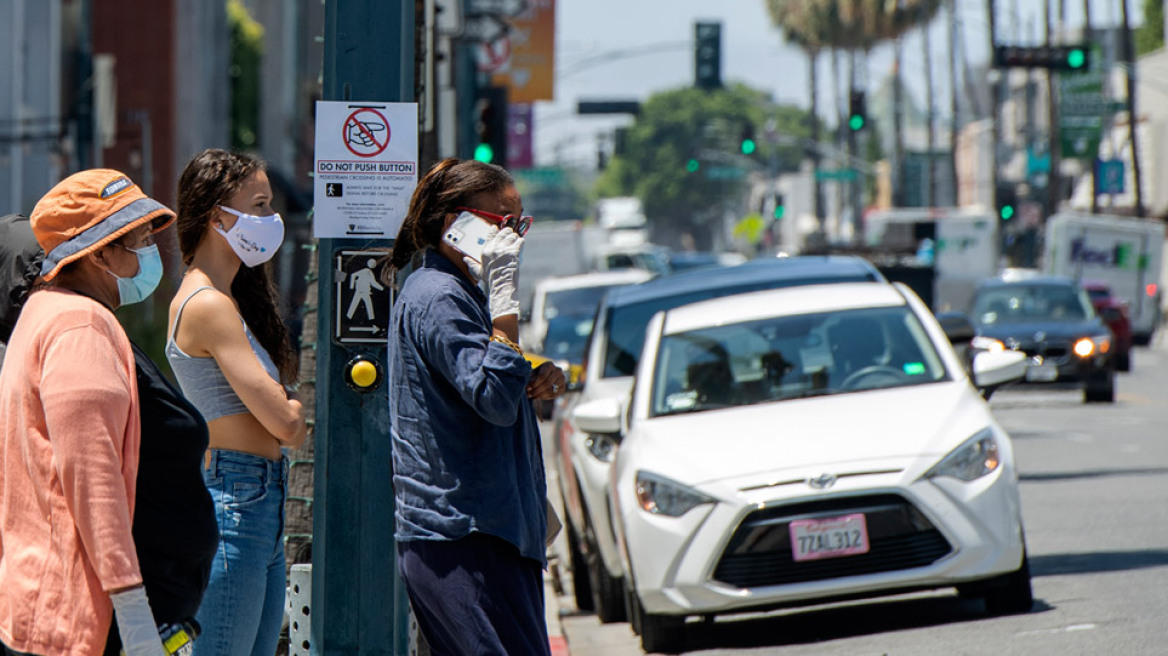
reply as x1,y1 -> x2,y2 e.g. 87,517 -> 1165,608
193,450 -> 287,656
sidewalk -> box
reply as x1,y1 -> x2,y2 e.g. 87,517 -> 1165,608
545,561 -> 569,656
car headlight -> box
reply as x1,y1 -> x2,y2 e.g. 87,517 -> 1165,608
634,471 -> 714,517
585,433 -> 619,462
924,428 -> 1001,482
971,335 -> 1006,352
1073,335 -> 1111,358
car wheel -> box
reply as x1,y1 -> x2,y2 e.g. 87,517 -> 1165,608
1083,370 -> 1116,403
982,551 -> 1034,615
583,522 -> 627,623
565,521 -> 594,612
1115,351 -> 1131,372
638,607 -> 686,654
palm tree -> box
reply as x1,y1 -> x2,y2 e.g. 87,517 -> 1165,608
764,0 -> 944,216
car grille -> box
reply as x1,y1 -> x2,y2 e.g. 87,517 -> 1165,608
712,494 -> 952,589
1014,340 -> 1070,364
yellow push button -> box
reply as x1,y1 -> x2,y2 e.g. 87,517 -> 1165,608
351,360 -> 378,387
344,356 -> 382,392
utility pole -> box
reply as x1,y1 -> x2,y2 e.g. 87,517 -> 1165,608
949,0 -> 960,207
988,0 -> 1000,214
923,18 -> 936,207
315,2 -> 414,654
808,49 -> 825,232
1119,0 -> 1144,216
1084,0 -> 1098,213
1045,0 -> 1062,216
893,39 -> 905,207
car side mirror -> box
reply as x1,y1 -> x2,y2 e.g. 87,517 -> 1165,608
971,349 -> 1027,396
572,397 -> 622,435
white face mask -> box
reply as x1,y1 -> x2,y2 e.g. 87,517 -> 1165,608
215,206 -> 285,267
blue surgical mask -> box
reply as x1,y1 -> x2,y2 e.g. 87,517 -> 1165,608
106,243 -> 163,305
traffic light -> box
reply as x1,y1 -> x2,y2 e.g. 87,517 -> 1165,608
739,124 -> 756,155
992,44 -> 1091,70
694,21 -> 722,90
995,183 -> 1018,221
848,91 -> 867,132
686,158 -> 700,173
772,193 -> 786,220
473,85 -> 508,165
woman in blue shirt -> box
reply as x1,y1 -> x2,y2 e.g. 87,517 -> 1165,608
386,158 -> 565,655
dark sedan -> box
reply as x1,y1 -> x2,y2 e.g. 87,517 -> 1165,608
969,275 -> 1115,403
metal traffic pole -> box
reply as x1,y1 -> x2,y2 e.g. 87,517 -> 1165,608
313,1 -> 414,654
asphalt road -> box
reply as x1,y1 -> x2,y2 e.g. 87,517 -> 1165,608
542,338 -> 1168,655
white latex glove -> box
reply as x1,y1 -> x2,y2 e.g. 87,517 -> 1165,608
463,256 -> 483,282
111,586 -> 166,656
481,227 -> 523,320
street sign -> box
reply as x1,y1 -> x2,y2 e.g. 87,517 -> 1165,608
334,249 -> 392,344
313,101 -> 419,238
706,165 -> 745,180
514,166 -> 565,185
1097,159 -> 1125,194
1056,52 -> 1107,159
815,168 -> 858,181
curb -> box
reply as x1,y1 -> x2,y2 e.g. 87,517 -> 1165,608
546,554 -> 570,655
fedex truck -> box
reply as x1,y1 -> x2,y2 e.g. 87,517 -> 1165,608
1043,212 -> 1165,344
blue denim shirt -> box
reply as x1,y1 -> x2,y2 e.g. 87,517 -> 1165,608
389,250 -> 547,565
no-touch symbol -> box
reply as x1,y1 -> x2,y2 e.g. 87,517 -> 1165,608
343,108 -> 390,157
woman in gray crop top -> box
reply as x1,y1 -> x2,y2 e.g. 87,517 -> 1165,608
168,149 -> 306,656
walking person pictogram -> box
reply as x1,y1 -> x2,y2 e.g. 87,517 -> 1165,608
347,258 -> 385,320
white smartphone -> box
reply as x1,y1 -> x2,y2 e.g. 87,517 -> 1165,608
442,211 -> 495,263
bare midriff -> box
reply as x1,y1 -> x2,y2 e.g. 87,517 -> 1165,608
205,412 -> 284,465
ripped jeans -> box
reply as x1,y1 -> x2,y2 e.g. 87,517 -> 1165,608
193,449 -> 287,656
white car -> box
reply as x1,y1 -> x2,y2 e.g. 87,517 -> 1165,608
522,269 -> 653,356
556,257 -> 888,623
575,282 -> 1031,653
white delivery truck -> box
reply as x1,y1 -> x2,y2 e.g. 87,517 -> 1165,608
865,208 -> 1000,313
1042,212 -> 1165,344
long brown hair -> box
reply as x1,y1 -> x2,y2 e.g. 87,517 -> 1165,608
387,158 -> 513,272
175,148 -> 297,384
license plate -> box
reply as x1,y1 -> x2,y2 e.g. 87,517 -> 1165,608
1026,362 -> 1059,382
790,513 -> 870,561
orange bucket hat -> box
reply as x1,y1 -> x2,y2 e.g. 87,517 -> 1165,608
31,169 -> 175,280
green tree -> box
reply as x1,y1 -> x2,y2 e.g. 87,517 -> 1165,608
1136,0 -> 1165,56
228,0 -> 263,149
595,83 -> 816,248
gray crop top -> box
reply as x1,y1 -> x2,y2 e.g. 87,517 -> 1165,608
165,286 -> 282,422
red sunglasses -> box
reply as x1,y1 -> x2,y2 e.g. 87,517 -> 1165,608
455,207 -> 533,236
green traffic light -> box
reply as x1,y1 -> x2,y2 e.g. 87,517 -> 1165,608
686,158 -> 700,173
1067,48 -> 1086,69
740,139 -> 756,155
773,205 -> 785,220
1000,205 -> 1015,221
473,142 -> 495,163
848,115 -> 865,131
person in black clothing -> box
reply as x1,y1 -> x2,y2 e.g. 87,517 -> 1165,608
0,213 -> 217,655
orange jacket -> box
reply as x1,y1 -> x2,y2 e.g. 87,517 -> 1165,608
0,288 -> 142,655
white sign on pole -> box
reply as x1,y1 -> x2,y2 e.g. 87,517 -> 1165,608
313,101 -> 419,239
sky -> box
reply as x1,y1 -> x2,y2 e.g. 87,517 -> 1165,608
534,0 -> 1148,167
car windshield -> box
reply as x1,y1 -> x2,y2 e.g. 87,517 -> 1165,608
542,315 -> 594,363
544,286 -> 616,320
649,305 -> 948,417
972,284 -> 1095,324
600,275 -> 876,379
